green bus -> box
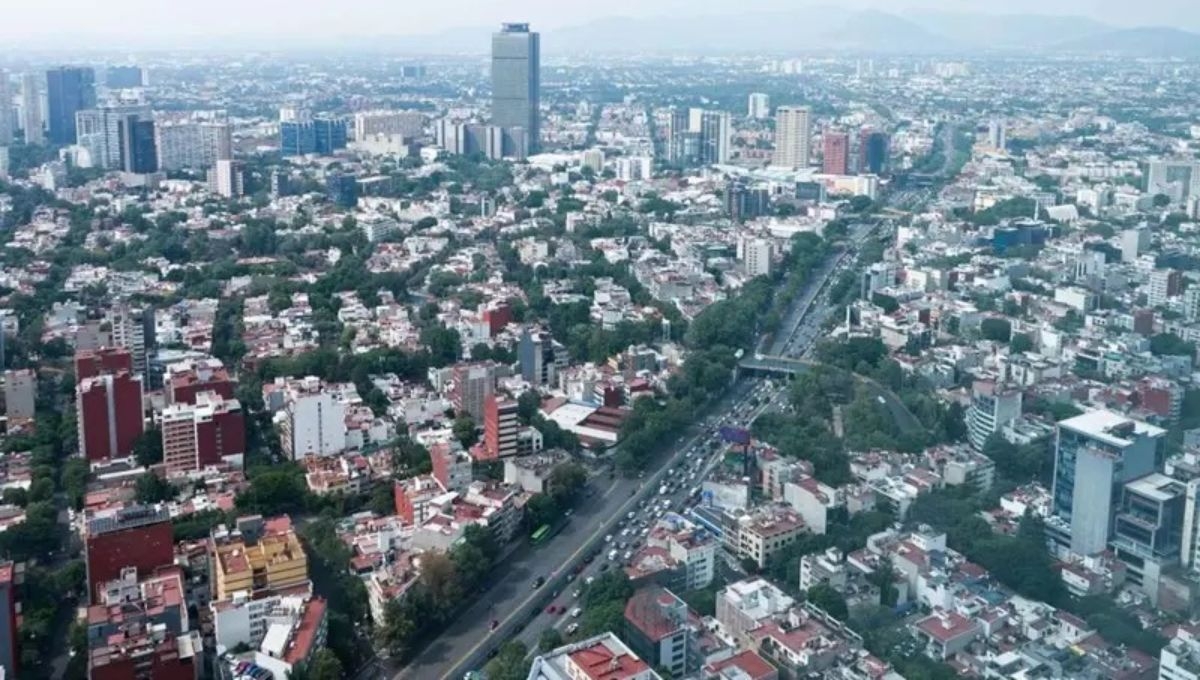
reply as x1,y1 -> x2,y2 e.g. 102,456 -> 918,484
531,525 -> 551,544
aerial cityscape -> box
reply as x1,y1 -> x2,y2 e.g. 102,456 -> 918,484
5,3 -> 1200,680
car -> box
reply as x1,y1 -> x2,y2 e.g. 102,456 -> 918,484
533,576 -> 545,589
545,605 -> 557,614
571,607 -> 583,618
585,576 -> 595,585
572,589 -> 582,598
490,619 -> 499,631
604,534 -> 613,543
566,622 -> 580,635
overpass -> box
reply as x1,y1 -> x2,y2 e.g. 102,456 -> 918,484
739,354 -> 925,435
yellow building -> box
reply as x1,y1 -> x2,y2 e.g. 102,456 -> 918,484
213,515 -> 309,601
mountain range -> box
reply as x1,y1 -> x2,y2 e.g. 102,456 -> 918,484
383,9 -> 1200,58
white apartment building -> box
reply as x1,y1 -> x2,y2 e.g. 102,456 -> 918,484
273,377 -> 348,460
773,106 -> 811,169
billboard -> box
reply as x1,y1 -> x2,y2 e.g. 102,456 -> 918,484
719,426 -> 751,445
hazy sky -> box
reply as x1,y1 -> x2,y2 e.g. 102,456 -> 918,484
2,0 -> 1196,46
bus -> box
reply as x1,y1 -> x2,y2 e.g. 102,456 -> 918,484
531,525 -> 551,544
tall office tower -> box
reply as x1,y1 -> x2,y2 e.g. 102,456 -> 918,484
987,119 -> 1006,150
1146,160 -> 1200,205
451,362 -> 497,421
77,370 -> 145,461
280,116 -> 346,156
698,110 -> 731,165
859,129 -> 889,175
748,92 -> 770,120
326,172 -> 358,208
0,71 -> 12,145
46,66 -> 96,144
105,65 -> 145,88
1052,410 -> 1165,555
666,107 -> 691,166
822,130 -> 850,175
491,23 -> 540,154
519,327 -> 557,386
118,114 -> 157,173
314,116 -> 347,154
773,106 -> 811,169
155,120 -> 231,171
20,73 -> 43,144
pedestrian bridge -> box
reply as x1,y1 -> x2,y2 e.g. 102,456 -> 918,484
738,354 -> 818,376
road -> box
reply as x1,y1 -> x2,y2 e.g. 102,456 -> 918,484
392,379 -> 759,680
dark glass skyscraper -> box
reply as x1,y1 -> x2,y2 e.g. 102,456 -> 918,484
280,117 -> 346,157
46,67 -> 96,145
859,130 -> 889,175
491,23 -> 540,155
119,115 -> 157,173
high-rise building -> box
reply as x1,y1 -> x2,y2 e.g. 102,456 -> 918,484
0,71 -> 12,145
743,239 -> 774,277
1121,225 -> 1151,263
104,65 -> 145,88
491,23 -> 540,154
747,92 -> 770,120
75,346 -> 134,380
1185,287 -> 1200,323
725,180 -> 769,223
859,129 -> 889,175
0,562 -> 16,679
987,119 -> 1006,150
20,73 -> 43,145
1052,410 -> 1165,555
519,327 -> 558,386
77,370 -> 144,461
118,114 -> 157,173
3,368 -> 36,423
84,503 -> 174,601
210,159 -> 244,198
822,130 -> 850,175
1149,269 -> 1182,307
278,377 -> 346,460
699,110 -> 731,165
484,394 -> 519,459
107,304 -> 151,381
75,104 -> 152,169
1111,473 -> 1186,599
665,107 -> 692,166
45,66 -> 96,144
155,120 -> 231,171
212,515 -> 309,600
966,380 -> 1022,451
1147,160 -> 1200,205
773,106 -> 811,169
450,362 -> 497,421
160,392 -> 245,474
326,172 -> 358,208
166,358 -> 235,405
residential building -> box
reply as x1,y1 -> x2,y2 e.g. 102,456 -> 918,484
966,380 -> 1022,451
491,23 -> 540,154
744,238 -> 774,277
645,513 -> 718,590
20,73 -> 43,145
504,450 -> 570,494
987,119 -> 1006,150
484,394 -> 519,459
75,104 -> 152,170
352,110 -> 425,140
431,442 -> 473,492
212,515 -> 308,601
3,368 -> 36,423
748,92 -> 770,120
0,71 -> 10,145
154,120 -> 231,171
87,567 -> 202,680
166,357 -> 235,405
160,392 -> 246,474
1121,226 -> 1150,263
912,609 -> 981,660
249,597 -> 327,680
703,650 -> 779,680
1149,269 -> 1183,307
210,159 -> 244,198
274,376 -> 347,460
716,578 -> 795,645
450,362 -> 497,421
211,583 -> 315,651
699,110 -> 731,165
623,587 -> 690,678
77,370 -> 144,461
773,106 -> 811,169
527,632 -> 661,680
822,130 -> 850,175
1052,410 -> 1165,555
735,508 -> 804,569
84,503 -> 174,601
46,66 -> 95,144
108,303 -> 151,381
1161,624 -> 1200,680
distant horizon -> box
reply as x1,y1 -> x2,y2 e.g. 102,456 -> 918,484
1,1 -> 1198,51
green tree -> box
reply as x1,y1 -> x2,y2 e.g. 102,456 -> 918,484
980,317 -> 1012,343
452,415 -> 479,448
484,641 -> 532,680
1009,332 -> 1034,353
135,473 -> 177,503
806,584 -> 848,620
133,428 -> 164,467
539,627 -> 564,652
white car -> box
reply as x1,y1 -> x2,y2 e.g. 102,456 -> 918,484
566,623 -> 580,635
571,607 -> 583,618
